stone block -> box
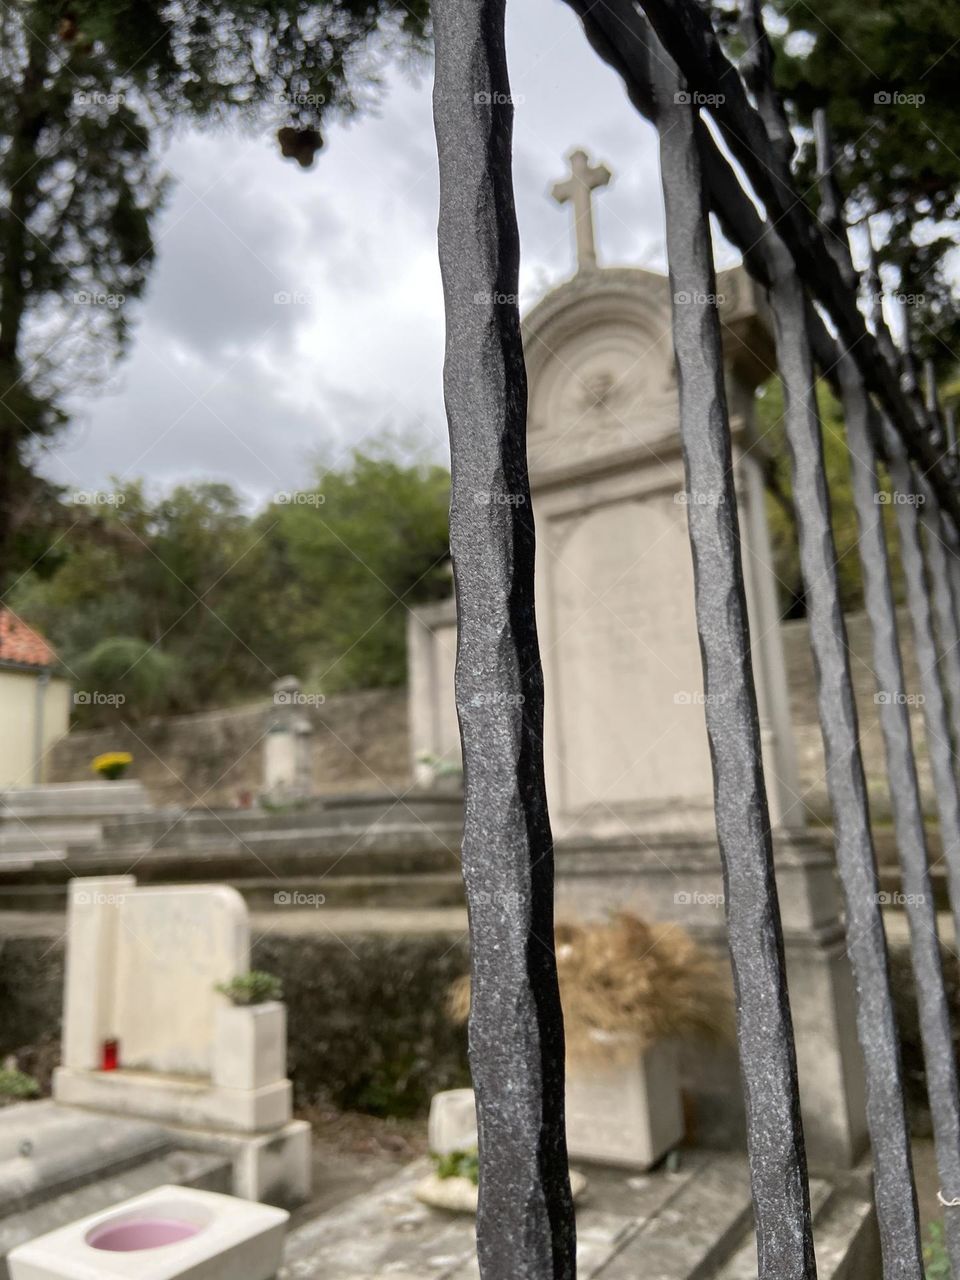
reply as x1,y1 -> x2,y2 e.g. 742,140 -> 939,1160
427,1088 -> 477,1154
212,1002 -> 286,1092
7,1183 -> 288,1279
565,1035 -> 684,1170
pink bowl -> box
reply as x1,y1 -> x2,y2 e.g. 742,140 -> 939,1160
87,1218 -> 202,1252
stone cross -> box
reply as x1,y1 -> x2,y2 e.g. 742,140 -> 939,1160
551,148 -> 612,273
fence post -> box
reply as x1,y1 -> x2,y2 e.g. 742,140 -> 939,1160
431,0 -> 576,1275
650,45 -> 816,1280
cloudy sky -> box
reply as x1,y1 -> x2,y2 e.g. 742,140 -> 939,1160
43,0 -> 729,508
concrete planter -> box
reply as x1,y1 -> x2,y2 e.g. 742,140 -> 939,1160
8,1184 -> 288,1279
212,1001 -> 286,1093
565,1033 -> 683,1169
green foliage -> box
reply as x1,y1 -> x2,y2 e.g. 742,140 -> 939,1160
924,1221 -> 950,1279
216,971 -> 284,1006
431,1148 -> 479,1185
0,1066 -> 40,1103
255,439 -> 452,692
79,639 -> 180,716
757,377 -> 904,618
11,441 -> 450,723
767,0 -> 960,369
0,0 -> 431,582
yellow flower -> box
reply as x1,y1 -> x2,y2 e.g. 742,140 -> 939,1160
91,752 -> 134,779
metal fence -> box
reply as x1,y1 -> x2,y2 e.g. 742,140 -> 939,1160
432,0 -> 960,1276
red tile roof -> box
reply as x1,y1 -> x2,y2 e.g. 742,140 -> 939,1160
0,609 -> 58,669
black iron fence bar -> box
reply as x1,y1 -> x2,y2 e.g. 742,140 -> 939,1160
431,0 -> 577,1275
758,240 -> 924,1276
557,2 -> 953,521
832,357 -> 946,1278
561,0 -> 957,520
650,48 -> 816,1279
741,28 -> 926,1276
916,480 -> 960,763
886,451 -> 960,959
629,0 -> 955,520
811,109 -> 960,1269
862,418 -> 960,1268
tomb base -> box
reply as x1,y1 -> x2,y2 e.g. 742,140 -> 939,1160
555,826 -> 868,1172
53,1067 -> 292,1134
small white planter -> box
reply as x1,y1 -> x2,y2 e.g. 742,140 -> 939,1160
428,1088 -> 478,1155
565,1033 -> 684,1169
212,1001 -> 287,1093
8,1184 -> 288,1279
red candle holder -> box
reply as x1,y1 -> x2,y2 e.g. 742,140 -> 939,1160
101,1038 -> 119,1071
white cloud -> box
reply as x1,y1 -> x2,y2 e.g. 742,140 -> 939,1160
42,0 -> 687,506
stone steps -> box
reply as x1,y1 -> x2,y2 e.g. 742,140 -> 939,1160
0,1148 -> 231,1276
0,1104 -> 173,1218
277,1152 -> 877,1279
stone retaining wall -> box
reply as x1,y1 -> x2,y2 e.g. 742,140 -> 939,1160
47,688 -> 410,808
45,609 -> 932,814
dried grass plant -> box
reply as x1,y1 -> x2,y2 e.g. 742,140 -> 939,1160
447,912 -> 733,1059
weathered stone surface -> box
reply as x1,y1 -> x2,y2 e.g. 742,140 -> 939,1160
278,1152 -> 875,1279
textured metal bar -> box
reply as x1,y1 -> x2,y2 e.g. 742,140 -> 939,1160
758,248 -> 924,1278
432,2 -> 576,1275
875,425 -> 960,1268
917,481 -> 960,758
886,449 -> 960,952
649,50 -> 816,1280
566,0 -> 959,521
830,359 -> 933,1276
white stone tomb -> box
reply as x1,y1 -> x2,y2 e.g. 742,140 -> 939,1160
52,877 -> 310,1206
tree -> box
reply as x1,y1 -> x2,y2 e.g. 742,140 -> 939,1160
759,376 -> 905,619
10,439 -> 451,722
765,0 -> 960,372
256,439 -> 452,690
0,0 -> 430,585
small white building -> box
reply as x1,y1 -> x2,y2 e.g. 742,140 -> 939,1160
0,608 -> 71,785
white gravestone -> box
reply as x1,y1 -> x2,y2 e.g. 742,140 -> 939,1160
407,150 -> 798,838
53,877 -> 310,1206
407,149 -> 867,1171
